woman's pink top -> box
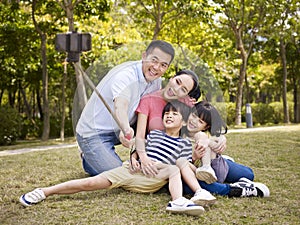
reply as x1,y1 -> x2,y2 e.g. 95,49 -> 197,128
136,90 -> 166,132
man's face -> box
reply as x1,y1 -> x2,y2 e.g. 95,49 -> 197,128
142,48 -> 172,82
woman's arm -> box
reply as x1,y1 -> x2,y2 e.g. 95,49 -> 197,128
134,113 -> 158,176
209,135 -> 227,154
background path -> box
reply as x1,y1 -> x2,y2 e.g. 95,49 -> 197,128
1,125 -> 299,157
0,143 -> 78,157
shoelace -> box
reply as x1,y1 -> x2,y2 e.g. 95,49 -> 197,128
27,190 -> 43,203
238,183 -> 257,197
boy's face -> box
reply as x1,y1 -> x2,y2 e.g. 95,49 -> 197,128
163,109 -> 185,131
187,112 -> 209,133
142,48 -> 172,83
162,74 -> 194,100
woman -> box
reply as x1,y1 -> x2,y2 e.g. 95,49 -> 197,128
120,69 -> 225,175
121,71 -> 269,198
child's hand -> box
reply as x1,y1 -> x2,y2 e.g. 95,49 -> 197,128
129,158 -> 141,174
193,141 -> 207,159
209,135 -> 227,154
141,158 -> 158,177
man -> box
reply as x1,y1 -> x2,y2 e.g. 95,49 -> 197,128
76,40 -> 175,176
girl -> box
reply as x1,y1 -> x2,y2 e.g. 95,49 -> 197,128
184,100 -> 229,184
179,101 -> 270,199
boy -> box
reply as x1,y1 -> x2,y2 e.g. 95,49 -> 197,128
20,101 -> 216,216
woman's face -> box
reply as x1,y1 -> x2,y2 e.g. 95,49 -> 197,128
162,74 -> 194,101
187,112 -> 208,133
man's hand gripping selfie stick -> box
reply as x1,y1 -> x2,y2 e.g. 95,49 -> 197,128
73,63 -> 132,140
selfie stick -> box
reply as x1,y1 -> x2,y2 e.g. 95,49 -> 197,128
73,63 -> 131,140
55,32 -> 131,140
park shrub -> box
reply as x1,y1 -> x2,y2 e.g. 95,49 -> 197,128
225,102 -> 236,125
269,101 -> 294,123
20,117 -> 43,139
49,116 -> 74,138
0,106 -> 22,145
246,103 -> 274,125
270,102 -> 284,123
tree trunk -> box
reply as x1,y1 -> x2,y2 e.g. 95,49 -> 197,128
234,30 -> 248,126
36,85 -> 43,120
32,0 -> 50,141
294,81 -> 298,123
279,38 -> 289,123
41,34 -> 50,141
20,87 -> 32,120
60,60 -> 67,141
0,89 -> 3,105
235,59 -> 247,125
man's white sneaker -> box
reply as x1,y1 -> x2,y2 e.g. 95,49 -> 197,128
19,188 -> 46,207
166,197 -> 205,216
190,189 -> 217,206
229,177 -> 270,198
195,165 -> 217,184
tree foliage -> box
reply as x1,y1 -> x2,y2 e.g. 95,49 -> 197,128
0,0 -> 299,144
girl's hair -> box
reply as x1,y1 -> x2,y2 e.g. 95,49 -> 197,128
174,69 -> 201,100
162,101 -> 190,122
192,101 -> 227,136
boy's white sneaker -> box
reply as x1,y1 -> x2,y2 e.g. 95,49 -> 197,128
166,197 -> 205,216
19,188 -> 46,207
196,165 -> 217,184
190,189 -> 217,206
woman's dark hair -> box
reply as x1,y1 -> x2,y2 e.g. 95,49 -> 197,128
174,69 -> 201,100
162,101 -> 190,122
192,101 -> 227,136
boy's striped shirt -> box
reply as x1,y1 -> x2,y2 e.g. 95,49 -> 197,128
146,130 -> 192,165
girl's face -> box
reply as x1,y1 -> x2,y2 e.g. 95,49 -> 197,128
162,74 -> 194,101
187,112 -> 209,133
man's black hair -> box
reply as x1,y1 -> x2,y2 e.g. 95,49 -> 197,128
146,40 -> 175,64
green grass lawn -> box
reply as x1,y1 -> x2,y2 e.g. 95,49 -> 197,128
1,125 -> 300,224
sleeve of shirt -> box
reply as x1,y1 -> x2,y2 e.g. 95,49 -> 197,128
111,70 -> 135,101
136,95 -> 151,115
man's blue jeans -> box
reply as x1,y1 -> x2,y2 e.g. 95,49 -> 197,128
76,131 -> 123,176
